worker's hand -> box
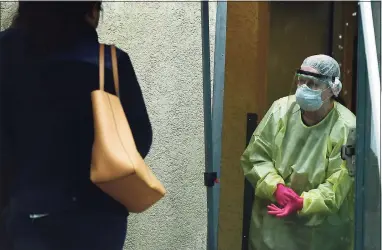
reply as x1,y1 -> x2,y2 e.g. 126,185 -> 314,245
267,193 -> 303,218
274,184 -> 299,207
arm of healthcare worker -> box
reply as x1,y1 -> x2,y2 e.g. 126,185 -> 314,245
298,126 -> 355,217
240,101 -> 285,201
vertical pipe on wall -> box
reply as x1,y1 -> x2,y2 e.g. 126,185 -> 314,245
201,2 -> 214,250
202,1 -> 228,249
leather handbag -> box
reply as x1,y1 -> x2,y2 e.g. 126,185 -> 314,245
90,44 -> 166,213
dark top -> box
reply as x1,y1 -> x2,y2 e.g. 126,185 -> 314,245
0,24 -> 152,216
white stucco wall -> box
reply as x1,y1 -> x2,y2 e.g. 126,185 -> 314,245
0,2 -> 216,250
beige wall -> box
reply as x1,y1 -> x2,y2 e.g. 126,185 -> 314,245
0,2 -> 217,250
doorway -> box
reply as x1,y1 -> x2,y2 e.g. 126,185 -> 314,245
216,2 -> 359,249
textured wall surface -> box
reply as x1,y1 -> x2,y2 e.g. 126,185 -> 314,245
1,2 -> 216,250
0,1 -> 17,30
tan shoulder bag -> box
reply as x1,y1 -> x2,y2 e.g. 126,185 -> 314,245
90,44 -> 166,213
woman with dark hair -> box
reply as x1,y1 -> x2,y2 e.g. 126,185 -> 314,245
0,2 -> 152,250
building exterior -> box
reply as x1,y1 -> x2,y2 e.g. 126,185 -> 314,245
1,2 -> 381,250
0,2 -> 216,250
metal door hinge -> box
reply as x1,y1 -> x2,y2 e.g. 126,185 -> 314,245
341,128 -> 356,177
204,172 -> 219,187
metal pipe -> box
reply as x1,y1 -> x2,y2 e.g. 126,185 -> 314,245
202,1 -> 228,249
201,2 -> 214,250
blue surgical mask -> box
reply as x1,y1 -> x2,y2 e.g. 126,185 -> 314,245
295,84 -> 323,111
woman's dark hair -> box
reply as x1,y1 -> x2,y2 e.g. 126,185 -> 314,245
11,1 -> 102,54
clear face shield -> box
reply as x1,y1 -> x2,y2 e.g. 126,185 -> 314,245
286,69 -> 335,126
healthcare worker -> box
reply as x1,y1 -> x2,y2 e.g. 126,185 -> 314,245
241,55 -> 355,250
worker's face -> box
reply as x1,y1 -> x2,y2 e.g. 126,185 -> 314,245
298,66 -> 333,101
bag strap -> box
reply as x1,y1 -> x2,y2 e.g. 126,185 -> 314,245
98,44 -> 120,97
111,45 -> 120,97
99,44 -> 105,91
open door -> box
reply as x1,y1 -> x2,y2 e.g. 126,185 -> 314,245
210,2 -> 363,250
354,2 -> 381,250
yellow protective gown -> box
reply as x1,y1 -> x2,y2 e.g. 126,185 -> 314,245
241,96 -> 356,250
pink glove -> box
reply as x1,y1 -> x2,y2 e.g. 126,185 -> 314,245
267,192 -> 303,218
274,184 -> 298,206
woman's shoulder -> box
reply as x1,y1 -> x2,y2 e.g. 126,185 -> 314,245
49,42 -> 132,69
0,28 -> 24,48
109,45 -> 130,59
110,45 -> 134,67
0,29 -> 9,40
0,28 -> 18,39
